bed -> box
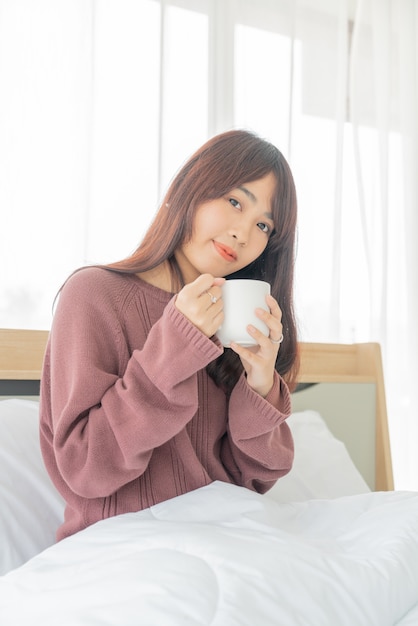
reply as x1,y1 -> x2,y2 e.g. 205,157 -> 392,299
1,329 -> 418,625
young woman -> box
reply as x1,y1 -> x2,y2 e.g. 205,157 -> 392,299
39,129 -> 299,540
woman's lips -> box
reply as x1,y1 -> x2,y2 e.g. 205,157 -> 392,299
213,241 -> 238,262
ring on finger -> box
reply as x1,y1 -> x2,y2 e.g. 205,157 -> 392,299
270,333 -> 284,345
207,291 -> 218,304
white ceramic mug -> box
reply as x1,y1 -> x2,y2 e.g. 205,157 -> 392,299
216,279 -> 271,347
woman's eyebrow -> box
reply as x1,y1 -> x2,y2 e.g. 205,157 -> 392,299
238,185 -> 257,203
238,186 -> 274,220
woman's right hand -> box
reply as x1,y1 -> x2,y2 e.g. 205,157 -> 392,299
175,274 -> 225,338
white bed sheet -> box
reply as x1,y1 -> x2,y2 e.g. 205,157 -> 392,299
397,604 -> 418,626
1,481 -> 418,626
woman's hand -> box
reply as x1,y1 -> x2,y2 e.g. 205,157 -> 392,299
175,274 -> 225,338
230,294 -> 283,397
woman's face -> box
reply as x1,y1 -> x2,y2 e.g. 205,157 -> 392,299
175,172 -> 276,284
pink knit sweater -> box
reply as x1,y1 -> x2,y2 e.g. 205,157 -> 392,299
40,268 -> 294,540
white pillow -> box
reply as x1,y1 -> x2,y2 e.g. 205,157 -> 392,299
267,410 -> 370,503
0,399 -> 65,575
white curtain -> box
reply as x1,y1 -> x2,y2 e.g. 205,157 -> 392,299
0,0 -> 417,489
348,0 -> 418,490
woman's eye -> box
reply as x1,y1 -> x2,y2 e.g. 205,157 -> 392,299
257,222 -> 271,234
229,198 -> 241,209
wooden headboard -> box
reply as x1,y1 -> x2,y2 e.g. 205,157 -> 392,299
0,329 -> 48,380
0,328 -> 393,491
295,342 -> 393,492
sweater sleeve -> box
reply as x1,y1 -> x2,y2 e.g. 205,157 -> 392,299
41,270 -> 222,499
221,371 -> 294,494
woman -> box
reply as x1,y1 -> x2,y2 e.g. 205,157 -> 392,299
40,129 -> 299,540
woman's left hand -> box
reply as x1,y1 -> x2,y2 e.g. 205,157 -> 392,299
229,293 -> 283,398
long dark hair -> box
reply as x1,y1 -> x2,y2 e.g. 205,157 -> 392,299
106,129 -> 299,392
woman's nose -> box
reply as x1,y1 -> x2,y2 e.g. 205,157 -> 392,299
232,233 -> 247,247
230,219 -> 251,247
